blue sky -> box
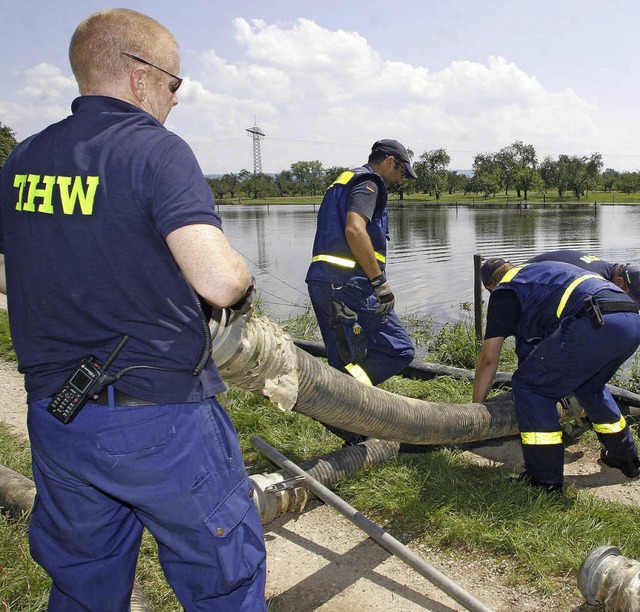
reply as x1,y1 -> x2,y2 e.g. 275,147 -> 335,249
2,0 -> 639,174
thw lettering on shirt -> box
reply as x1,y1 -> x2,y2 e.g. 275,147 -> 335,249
12,174 -> 100,215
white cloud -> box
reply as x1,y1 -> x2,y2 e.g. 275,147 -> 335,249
16,63 -> 77,101
179,18 -> 606,172
5,19 -> 633,172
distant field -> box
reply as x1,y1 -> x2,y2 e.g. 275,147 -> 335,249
218,191 -> 640,206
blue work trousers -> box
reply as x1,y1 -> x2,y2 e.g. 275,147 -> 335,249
27,396 -> 267,611
307,279 -> 415,386
511,313 -> 640,483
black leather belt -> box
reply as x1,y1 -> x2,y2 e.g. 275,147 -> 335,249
576,300 -> 639,317
91,388 -> 156,406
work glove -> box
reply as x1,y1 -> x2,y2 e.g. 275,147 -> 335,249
229,275 -> 257,315
370,273 -> 395,316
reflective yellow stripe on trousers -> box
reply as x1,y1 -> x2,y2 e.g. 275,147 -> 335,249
521,431 -> 563,445
593,416 -> 626,434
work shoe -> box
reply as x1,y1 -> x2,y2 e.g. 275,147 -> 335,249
509,471 -> 563,493
600,450 -> 640,478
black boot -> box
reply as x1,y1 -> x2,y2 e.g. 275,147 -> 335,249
600,449 -> 640,478
510,471 -> 563,493
321,423 -> 368,447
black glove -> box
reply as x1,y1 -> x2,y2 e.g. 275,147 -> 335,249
370,273 -> 395,316
229,275 -> 256,315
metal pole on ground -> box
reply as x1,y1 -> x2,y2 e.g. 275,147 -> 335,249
473,254 -> 483,345
251,436 -> 494,612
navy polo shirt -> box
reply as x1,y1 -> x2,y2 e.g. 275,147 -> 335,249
0,96 -> 225,402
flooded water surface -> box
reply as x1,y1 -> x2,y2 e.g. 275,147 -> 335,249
219,203 -> 640,325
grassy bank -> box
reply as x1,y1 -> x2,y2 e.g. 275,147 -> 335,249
220,189 -> 640,206
1,309 -> 639,609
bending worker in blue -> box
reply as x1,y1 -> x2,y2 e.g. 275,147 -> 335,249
305,140 -> 417,445
527,249 -> 640,304
473,257 -> 640,492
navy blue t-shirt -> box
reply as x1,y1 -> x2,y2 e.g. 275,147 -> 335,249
0,96 -> 225,402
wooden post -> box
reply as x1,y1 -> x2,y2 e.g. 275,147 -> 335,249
474,254 -> 483,344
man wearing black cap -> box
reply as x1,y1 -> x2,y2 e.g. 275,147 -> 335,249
527,249 -> 640,304
474,257 -> 640,492
305,139 -> 417,445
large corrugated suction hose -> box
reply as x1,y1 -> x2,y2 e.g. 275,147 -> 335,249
211,311 -> 583,444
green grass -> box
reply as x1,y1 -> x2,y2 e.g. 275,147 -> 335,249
222,189 -> 640,206
1,309 -> 639,609
0,310 -> 16,361
393,189 -> 637,205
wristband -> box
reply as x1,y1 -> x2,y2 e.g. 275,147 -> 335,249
370,273 -> 386,288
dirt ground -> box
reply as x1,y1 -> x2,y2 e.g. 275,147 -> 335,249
0,358 -> 636,611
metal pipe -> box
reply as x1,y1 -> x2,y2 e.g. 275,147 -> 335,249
251,435 -> 494,612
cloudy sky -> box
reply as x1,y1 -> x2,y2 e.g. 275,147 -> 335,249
1,0 -> 639,175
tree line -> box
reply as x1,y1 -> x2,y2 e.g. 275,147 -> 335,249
2,122 -> 640,201
208,141 -> 640,202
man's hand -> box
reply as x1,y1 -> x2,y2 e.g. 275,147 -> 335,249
371,273 -> 395,316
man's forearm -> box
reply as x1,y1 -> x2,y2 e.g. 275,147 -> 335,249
472,337 -> 503,402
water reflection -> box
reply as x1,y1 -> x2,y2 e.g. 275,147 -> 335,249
218,203 -> 640,325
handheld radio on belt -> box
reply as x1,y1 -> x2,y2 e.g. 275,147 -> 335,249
48,335 -> 130,424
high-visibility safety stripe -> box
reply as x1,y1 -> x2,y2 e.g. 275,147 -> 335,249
498,264 -> 528,284
330,171 -> 355,186
312,254 -> 356,268
593,416 -> 627,434
498,266 -> 602,319
521,431 -> 563,445
312,251 -> 386,268
556,274 -> 602,318
345,363 -> 373,386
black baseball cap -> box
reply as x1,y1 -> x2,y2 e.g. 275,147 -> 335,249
621,264 -> 640,303
371,139 -> 417,179
481,258 -> 509,287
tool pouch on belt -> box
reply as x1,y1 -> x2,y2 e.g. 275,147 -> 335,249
330,297 -> 368,365
582,295 -> 604,329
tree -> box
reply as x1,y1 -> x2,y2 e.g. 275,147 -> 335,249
513,166 -> 543,201
274,170 -> 295,196
0,122 -> 19,169
558,153 -> 602,200
414,148 -> 450,200
446,171 -> 467,195
216,173 -> 240,199
539,156 -> 563,197
242,172 -> 276,199
601,168 -> 619,193
207,177 -> 226,200
495,141 -> 538,197
617,172 -> 640,194
290,161 -> 325,196
471,153 -> 501,198
584,153 -> 603,194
